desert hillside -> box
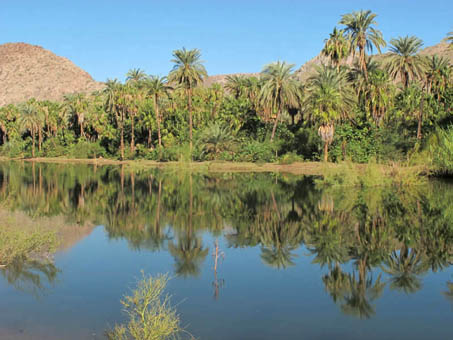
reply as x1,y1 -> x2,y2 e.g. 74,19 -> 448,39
0,42 -> 104,106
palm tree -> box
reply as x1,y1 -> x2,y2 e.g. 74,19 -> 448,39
64,93 -> 88,138
306,66 -> 355,161
259,61 -> 301,141
425,55 -> 452,102
104,80 -> 127,160
18,104 -> 39,157
339,10 -> 386,80
364,69 -> 394,126
386,36 -> 426,88
146,76 -> 172,147
126,68 -> 147,85
322,27 -> 350,70
168,48 -> 208,152
445,31 -> 453,48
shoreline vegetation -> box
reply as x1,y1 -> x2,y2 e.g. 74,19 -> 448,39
0,156 -> 430,179
0,10 -> 452,180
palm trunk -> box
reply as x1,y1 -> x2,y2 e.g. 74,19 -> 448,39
324,140 -> 329,162
360,45 -> 368,82
38,127 -> 42,152
80,122 -> 84,138
131,112 -> 135,154
417,97 -> 423,139
154,95 -> 162,147
188,88 -> 193,153
148,128 -> 152,148
270,107 -> 281,141
120,111 -> 125,160
31,128 -> 36,158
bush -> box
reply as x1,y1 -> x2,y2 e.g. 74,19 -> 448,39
0,139 -> 27,158
234,140 -> 278,162
106,273 -> 186,340
279,152 -> 304,164
428,126 -> 453,175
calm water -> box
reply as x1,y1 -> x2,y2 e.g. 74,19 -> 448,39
0,161 -> 452,340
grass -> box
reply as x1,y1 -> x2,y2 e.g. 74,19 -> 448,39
316,161 -> 426,188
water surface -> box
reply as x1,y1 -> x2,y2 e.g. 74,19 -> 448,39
0,162 -> 452,339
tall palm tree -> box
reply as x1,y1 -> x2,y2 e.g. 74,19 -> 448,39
386,36 -> 426,88
306,66 -> 355,161
322,27 -> 350,71
168,48 -> 208,152
18,104 -> 39,157
339,10 -> 386,80
259,61 -> 301,141
104,80 -> 127,160
146,76 -> 172,147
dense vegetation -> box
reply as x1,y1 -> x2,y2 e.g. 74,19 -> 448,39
1,162 -> 453,319
0,10 -> 452,173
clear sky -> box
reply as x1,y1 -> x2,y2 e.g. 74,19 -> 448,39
1,0 -> 452,82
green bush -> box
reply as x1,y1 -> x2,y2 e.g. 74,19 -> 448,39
428,126 -> 453,175
0,139 -> 27,158
106,273 -> 186,340
234,140 -> 278,162
279,152 -> 304,164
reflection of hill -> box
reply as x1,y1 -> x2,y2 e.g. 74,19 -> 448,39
0,208 -> 94,252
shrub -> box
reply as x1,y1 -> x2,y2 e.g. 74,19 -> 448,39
106,273 -> 187,340
428,126 -> 453,175
278,152 -> 304,164
234,140 -> 278,162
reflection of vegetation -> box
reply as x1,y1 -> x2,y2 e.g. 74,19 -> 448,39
0,226 -> 59,296
1,162 -> 453,319
106,273 -> 188,340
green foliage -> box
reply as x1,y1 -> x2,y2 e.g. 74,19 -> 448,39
197,123 -> 235,160
106,273 -> 186,340
233,140 -> 278,162
278,152 -> 304,164
428,126 -> 453,175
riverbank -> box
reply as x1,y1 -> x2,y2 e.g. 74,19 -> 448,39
0,156 -> 431,179
0,157 -> 334,175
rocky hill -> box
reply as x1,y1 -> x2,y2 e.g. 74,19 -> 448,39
0,42 -> 104,107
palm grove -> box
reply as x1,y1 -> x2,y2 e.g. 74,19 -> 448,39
1,10 -> 453,171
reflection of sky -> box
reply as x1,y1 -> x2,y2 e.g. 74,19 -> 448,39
0,226 -> 452,340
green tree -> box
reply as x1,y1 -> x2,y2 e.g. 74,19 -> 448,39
322,27 -> 350,71
306,66 -> 355,161
386,36 -> 426,88
339,10 -> 386,81
168,48 -> 208,152
259,61 -> 301,141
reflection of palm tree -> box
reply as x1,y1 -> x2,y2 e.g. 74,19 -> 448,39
323,265 -> 350,303
168,235 -> 208,278
341,272 -> 385,319
382,248 -> 427,294
260,244 -> 297,269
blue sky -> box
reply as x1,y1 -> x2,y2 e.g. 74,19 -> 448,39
1,0 -> 452,82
